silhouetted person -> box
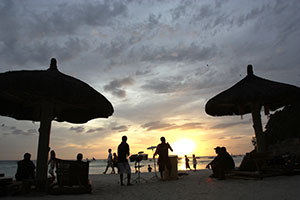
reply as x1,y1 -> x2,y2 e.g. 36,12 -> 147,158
113,153 -> 119,174
103,149 -> 115,174
218,147 -> 235,179
206,146 -> 222,178
148,164 -> 152,172
77,153 -> 84,162
206,146 -> 235,180
192,154 -> 197,172
48,150 -> 56,182
117,136 -> 131,186
154,137 -> 173,180
15,153 -> 35,181
185,155 -> 191,170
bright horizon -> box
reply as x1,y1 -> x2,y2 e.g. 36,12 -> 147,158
1,0 -> 300,160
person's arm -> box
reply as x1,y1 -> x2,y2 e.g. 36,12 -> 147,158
153,145 -> 159,157
168,143 -> 173,152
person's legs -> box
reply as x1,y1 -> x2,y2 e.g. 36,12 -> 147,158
125,162 -> 132,185
118,163 -> 125,185
211,164 -> 218,178
120,173 -> 124,185
103,164 -> 109,174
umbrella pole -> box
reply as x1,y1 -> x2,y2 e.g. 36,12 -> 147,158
36,104 -> 53,187
251,104 -> 266,152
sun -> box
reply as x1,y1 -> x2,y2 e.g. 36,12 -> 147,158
171,138 -> 196,157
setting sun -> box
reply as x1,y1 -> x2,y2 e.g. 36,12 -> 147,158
171,138 -> 196,157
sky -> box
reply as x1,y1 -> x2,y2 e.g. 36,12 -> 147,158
1,0 -> 300,160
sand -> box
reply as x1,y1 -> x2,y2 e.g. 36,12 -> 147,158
4,169 -> 300,200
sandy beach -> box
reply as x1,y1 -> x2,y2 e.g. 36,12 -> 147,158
3,169 -> 300,200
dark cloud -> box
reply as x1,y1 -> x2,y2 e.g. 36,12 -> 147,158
86,128 -> 104,134
136,69 -> 152,76
231,136 -> 242,140
211,120 -> 251,129
175,122 -> 203,130
141,121 -> 174,131
0,0 -> 127,67
70,126 -> 85,133
141,75 -> 185,94
104,77 -> 135,98
111,125 -> 128,132
141,121 -> 202,131
170,1 -> 192,21
140,43 -> 218,63
1,125 -> 37,136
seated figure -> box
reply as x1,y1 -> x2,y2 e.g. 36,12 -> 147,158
206,147 -> 235,180
15,153 -> 35,181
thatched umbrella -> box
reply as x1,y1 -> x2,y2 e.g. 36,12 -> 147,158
205,65 -> 300,152
0,58 -> 114,184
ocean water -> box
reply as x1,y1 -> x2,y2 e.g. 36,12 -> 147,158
0,155 -> 243,178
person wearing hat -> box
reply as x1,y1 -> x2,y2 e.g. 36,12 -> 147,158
206,146 -> 222,178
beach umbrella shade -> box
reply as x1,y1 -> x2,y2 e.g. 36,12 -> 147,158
205,65 -> 300,152
0,58 -> 114,183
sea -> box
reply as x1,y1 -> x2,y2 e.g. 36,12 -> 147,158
0,155 -> 243,178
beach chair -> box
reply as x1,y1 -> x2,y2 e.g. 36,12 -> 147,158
48,160 -> 91,195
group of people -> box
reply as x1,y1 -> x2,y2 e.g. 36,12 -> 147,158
206,146 -> 235,180
184,154 -> 198,172
15,136 -> 235,187
103,149 -> 118,174
15,150 -> 85,183
104,136 -> 174,185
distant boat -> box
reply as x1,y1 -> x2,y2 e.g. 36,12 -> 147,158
92,157 -> 96,161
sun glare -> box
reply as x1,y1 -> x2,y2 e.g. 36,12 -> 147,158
171,138 -> 196,157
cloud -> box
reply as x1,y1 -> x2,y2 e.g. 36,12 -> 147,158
175,122 -> 203,130
0,0 -> 127,67
1,125 -> 37,136
141,121 -> 174,131
104,76 -> 135,98
211,120 -> 251,129
69,126 -> 85,133
141,121 -> 202,131
86,128 -> 104,134
111,125 -> 128,132
140,43 -> 218,63
141,75 -> 186,94
231,136 -> 242,140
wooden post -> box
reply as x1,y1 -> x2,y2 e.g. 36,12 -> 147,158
36,104 -> 53,186
251,104 -> 266,152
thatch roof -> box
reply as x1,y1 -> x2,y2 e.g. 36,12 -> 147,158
205,65 -> 300,116
0,58 -> 114,123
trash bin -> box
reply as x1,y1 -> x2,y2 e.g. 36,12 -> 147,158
163,155 -> 178,180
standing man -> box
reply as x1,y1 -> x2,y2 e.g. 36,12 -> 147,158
154,137 -> 173,180
117,136 -> 132,186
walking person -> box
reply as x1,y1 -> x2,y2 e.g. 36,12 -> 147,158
185,155 -> 191,170
103,149 -> 115,174
192,154 -> 197,172
117,136 -> 132,186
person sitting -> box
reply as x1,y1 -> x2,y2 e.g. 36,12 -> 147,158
15,153 -> 35,181
206,147 -> 222,179
206,146 -> 235,180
